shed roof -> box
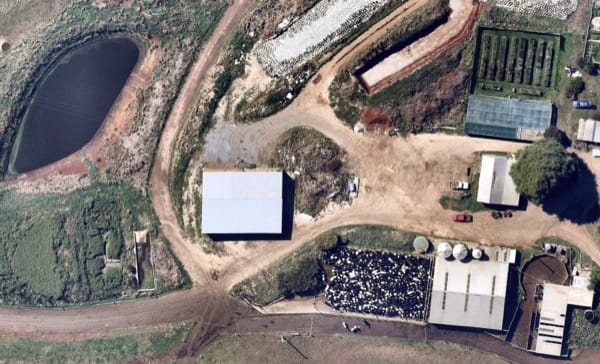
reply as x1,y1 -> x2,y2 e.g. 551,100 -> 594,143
477,154 -> 520,207
465,95 -> 552,141
535,283 -> 594,357
428,247 -> 515,330
576,119 -> 600,143
201,171 -> 283,234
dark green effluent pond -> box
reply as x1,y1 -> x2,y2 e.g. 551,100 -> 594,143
9,38 -> 140,173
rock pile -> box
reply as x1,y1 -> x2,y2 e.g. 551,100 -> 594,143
492,0 -> 577,20
255,0 -> 389,77
324,247 -> 430,319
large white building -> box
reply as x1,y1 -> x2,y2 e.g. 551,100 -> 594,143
477,154 -> 520,207
428,246 -> 517,331
576,118 -> 600,143
534,283 -> 595,357
201,171 -> 284,235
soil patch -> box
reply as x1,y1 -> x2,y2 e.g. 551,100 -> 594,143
361,107 -> 394,133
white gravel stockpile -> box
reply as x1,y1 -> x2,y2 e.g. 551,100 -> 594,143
492,0 -> 578,19
255,0 -> 389,77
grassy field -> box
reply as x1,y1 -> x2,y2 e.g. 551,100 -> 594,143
472,28 -> 560,100
199,333 -> 509,364
333,224 -> 418,252
0,183 -> 161,306
0,321 -> 194,363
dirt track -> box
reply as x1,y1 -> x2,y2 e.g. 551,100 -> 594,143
2,0 -> 600,362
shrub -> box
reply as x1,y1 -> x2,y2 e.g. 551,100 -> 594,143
315,231 -> 339,251
104,268 -> 123,291
566,78 -> 585,98
277,256 -> 324,296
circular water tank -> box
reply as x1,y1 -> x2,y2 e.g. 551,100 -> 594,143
437,242 -> 453,259
452,243 -> 469,261
585,309 -> 596,322
413,236 -> 429,253
472,248 -> 483,260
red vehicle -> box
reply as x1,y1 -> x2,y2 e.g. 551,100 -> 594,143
452,213 -> 473,223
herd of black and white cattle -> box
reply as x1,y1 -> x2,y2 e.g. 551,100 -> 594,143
324,248 -> 430,320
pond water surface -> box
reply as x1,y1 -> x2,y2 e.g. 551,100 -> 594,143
10,37 -> 139,173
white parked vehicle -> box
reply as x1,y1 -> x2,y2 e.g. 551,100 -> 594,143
450,181 -> 470,190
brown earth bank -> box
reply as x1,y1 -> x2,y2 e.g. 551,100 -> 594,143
4,37 -> 159,185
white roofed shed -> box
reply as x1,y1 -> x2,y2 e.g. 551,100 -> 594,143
477,154 -> 520,207
201,171 -> 284,234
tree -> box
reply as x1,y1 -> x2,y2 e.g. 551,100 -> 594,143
510,139 -> 577,204
544,125 -> 570,148
566,78 -> 585,99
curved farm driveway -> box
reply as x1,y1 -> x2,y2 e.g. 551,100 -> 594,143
1,0 -> 600,362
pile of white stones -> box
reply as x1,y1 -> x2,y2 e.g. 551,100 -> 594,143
254,0 -> 389,77
491,0 -> 578,20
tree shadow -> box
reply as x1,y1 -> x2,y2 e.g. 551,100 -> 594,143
541,155 -> 600,224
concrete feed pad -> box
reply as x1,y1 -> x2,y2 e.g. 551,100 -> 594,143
359,0 -> 473,90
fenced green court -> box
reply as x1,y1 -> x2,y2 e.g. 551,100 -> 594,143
473,28 -> 560,98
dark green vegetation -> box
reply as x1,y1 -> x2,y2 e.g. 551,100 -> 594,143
231,237 -> 326,306
329,0 -> 467,132
439,174 -> 487,212
231,225 -> 419,306
270,127 -> 350,216
332,225 -> 418,253
473,28 -> 560,99
0,320 -> 194,363
510,139 -> 576,204
0,184 -> 160,305
10,38 -> 139,173
0,1 -> 227,179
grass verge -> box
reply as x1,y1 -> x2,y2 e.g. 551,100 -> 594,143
0,321 -> 195,363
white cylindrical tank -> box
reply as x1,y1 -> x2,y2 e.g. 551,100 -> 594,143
452,243 -> 469,261
437,242 -> 453,259
472,248 -> 483,260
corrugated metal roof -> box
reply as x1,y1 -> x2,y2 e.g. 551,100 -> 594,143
535,283 -> 595,357
201,171 -> 283,234
477,154 -> 520,207
428,255 -> 510,330
576,119 -> 600,143
465,95 -> 552,141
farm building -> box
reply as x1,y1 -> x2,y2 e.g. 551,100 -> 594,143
201,171 -> 286,235
477,154 -> 520,207
428,246 -> 517,331
576,118 -> 600,143
464,95 -> 552,141
534,283 -> 594,357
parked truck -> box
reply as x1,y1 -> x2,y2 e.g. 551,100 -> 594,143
573,100 -> 593,109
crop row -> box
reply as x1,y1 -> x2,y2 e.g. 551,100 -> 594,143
478,34 -> 555,88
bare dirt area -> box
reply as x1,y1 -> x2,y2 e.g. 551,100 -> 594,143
5,40 -> 160,193
359,0 -> 479,93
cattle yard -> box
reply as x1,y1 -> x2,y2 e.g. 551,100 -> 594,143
473,28 -> 560,99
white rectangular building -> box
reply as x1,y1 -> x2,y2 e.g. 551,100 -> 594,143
576,118 -> 600,143
428,247 -> 516,330
535,283 -> 595,357
477,154 -> 520,207
201,171 -> 284,234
